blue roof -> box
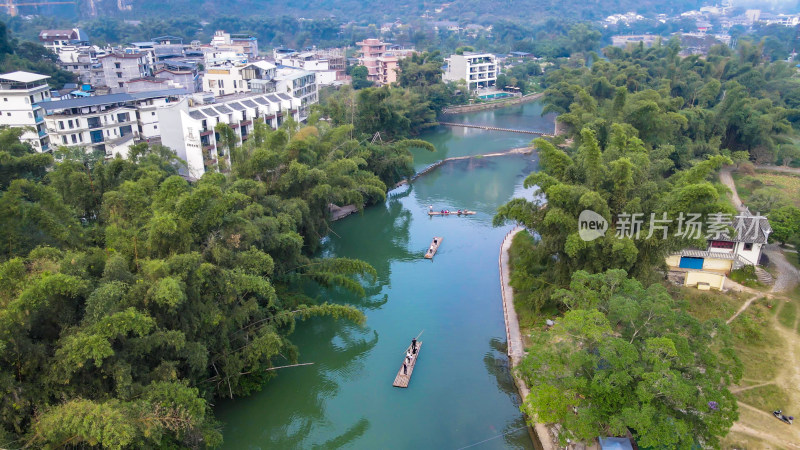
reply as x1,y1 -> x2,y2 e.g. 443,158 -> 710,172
40,88 -> 187,112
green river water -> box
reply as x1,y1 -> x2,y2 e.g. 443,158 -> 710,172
216,101 -> 556,449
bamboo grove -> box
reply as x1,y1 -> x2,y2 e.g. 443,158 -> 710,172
0,118 -> 432,448
494,40 -> 800,447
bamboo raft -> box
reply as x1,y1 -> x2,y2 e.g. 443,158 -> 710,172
428,210 -> 476,216
424,237 -> 443,259
392,341 -> 423,388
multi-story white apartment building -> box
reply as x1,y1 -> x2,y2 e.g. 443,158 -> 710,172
274,67 -> 317,120
41,88 -> 186,158
158,92 -> 300,178
99,52 -> 150,93
443,52 -> 498,91
0,71 -> 52,152
202,61 -> 276,97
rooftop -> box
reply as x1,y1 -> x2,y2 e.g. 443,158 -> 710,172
40,88 -> 187,112
39,29 -> 78,40
0,71 -> 50,83
717,211 -> 772,244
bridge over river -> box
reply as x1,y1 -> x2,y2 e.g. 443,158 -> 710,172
438,122 -> 554,136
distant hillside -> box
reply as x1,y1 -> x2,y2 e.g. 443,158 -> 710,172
16,0 -> 707,23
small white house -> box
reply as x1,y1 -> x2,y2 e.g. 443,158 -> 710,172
667,211 -> 772,282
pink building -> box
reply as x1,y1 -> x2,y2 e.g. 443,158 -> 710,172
356,39 -> 412,86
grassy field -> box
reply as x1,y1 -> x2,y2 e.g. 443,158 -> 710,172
732,170 -> 800,209
778,298 -> 797,328
673,282 -> 800,449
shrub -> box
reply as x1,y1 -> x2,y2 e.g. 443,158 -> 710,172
730,265 -> 757,284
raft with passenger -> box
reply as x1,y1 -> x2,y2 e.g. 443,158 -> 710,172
393,341 -> 423,388
424,237 -> 443,259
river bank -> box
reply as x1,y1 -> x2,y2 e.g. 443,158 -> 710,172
500,227 -> 555,450
215,101 -> 555,449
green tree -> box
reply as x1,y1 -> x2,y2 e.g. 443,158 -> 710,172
350,65 -> 373,90
519,270 -> 740,448
769,205 -> 800,244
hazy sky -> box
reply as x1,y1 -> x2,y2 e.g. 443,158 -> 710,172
732,0 -> 800,13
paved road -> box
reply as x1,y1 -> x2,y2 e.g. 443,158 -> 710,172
765,244 -> 800,294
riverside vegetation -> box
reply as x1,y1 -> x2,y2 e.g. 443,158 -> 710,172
0,118 -> 432,448
496,40 -> 800,447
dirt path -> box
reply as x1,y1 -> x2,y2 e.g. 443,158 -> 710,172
730,381 -> 775,394
754,164 -> 800,175
720,167 -> 747,212
726,294 -> 762,325
730,421 -> 800,449
720,166 -> 800,448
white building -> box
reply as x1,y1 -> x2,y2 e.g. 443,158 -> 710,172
202,61 -> 277,98
158,92 -> 300,178
443,52 -> 498,91
274,67 -> 317,120
668,211 -> 772,273
275,49 -> 346,86
705,211 -> 772,267
0,72 -> 53,152
41,88 -> 187,158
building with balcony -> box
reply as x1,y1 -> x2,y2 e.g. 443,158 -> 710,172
356,39 -> 414,86
275,48 -> 347,85
99,52 -> 150,93
202,61 -> 277,97
158,92 -> 300,178
443,52 -> 498,91
274,67 -> 317,120
0,71 -> 53,152
41,88 -> 187,157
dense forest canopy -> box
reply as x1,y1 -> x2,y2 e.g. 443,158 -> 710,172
0,117 -> 432,447
7,0 -> 706,23
493,38 -> 800,446
498,39 -> 800,310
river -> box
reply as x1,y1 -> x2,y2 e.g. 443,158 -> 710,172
216,101 -> 557,449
